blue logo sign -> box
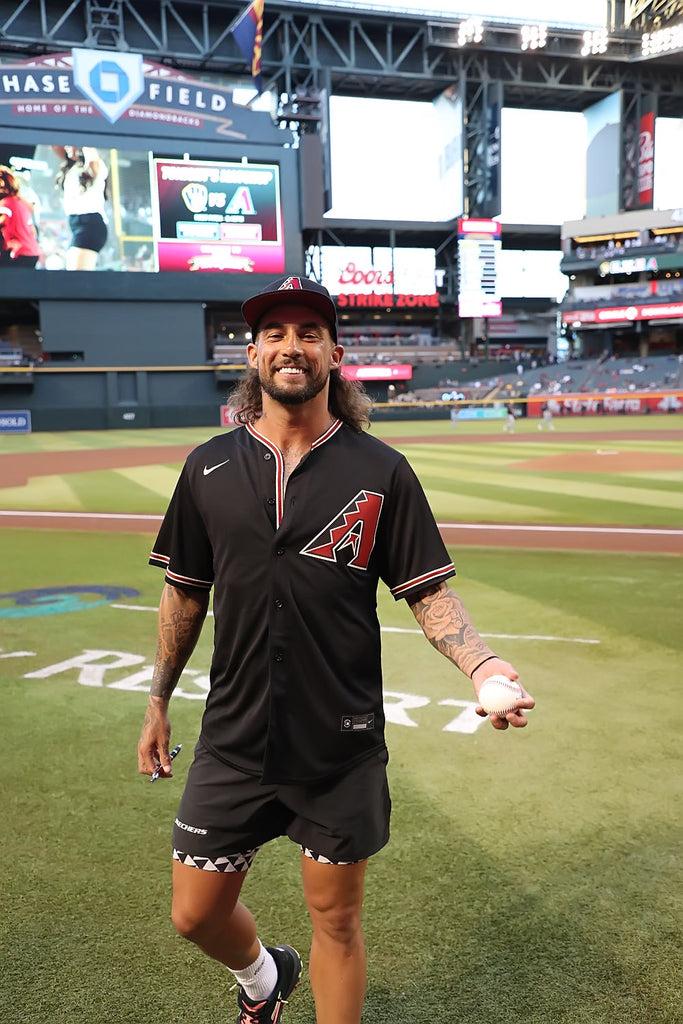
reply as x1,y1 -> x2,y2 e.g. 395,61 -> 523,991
0,585 -> 140,618
72,48 -> 144,123
89,60 -> 130,104
0,410 -> 31,433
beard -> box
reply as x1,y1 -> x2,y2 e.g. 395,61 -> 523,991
259,365 -> 329,406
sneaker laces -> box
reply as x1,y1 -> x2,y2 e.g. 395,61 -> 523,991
239,1000 -> 268,1024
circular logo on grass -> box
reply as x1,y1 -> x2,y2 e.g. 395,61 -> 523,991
0,585 -> 140,618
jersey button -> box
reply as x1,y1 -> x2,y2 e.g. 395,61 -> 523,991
274,652 -> 284,662
267,497 -> 276,505
264,453 -> 272,460
276,548 -> 285,556
275,600 -> 283,609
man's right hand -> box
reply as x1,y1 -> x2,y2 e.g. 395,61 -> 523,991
137,699 -> 172,777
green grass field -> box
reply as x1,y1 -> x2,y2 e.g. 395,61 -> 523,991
1,417 -> 682,1023
2,415 -> 682,527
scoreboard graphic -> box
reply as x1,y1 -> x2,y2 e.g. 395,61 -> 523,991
457,217 -> 502,318
151,157 -> 285,273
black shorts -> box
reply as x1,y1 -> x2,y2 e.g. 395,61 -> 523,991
68,212 -> 107,253
172,742 -> 391,872
0,252 -> 38,267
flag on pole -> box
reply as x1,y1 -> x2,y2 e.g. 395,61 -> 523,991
231,0 -> 264,93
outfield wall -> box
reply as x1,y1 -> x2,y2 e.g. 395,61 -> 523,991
1,365 -> 682,430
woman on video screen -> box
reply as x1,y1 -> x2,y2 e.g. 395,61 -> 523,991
54,145 -> 109,270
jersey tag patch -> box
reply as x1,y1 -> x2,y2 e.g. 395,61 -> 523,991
340,713 -> 375,732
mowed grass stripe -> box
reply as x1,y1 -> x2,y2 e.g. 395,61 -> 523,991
399,439 -> 683,462
569,472 -> 683,494
0,473 -> 81,510
414,456 -> 683,499
397,442 -> 572,461
422,487 -> 552,522
65,470 -> 173,514
412,459 -> 683,511
620,471 -> 683,485
0,426 -> 216,454
421,478 -> 678,526
114,465 -> 183,499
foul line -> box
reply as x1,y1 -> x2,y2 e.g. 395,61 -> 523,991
111,605 -> 598,643
0,510 -> 164,521
2,511 -> 680,540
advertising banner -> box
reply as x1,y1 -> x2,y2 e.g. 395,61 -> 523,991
622,94 -> 657,211
341,364 -> 413,381
0,51 -> 286,144
527,391 -> 682,417
0,409 -> 31,433
317,245 -> 437,297
637,110 -> 655,208
562,303 -> 683,325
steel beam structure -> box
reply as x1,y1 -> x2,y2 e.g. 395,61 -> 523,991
0,2 -> 682,113
1,2 -> 681,224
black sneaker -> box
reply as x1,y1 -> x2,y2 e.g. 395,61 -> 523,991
236,944 -> 302,1024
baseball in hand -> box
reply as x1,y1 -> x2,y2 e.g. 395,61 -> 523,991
477,674 -> 524,716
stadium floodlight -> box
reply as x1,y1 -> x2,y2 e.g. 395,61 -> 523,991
520,24 -> 547,51
641,22 -> 683,57
457,17 -> 484,47
581,28 -> 608,56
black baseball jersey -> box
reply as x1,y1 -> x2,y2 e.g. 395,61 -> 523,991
150,420 -> 455,784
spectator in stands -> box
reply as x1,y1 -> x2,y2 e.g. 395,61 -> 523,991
53,145 -> 109,269
0,166 -> 42,267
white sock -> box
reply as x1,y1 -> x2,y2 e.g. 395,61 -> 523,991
230,941 -> 278,1001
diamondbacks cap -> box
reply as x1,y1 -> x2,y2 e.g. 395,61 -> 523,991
241,275 -> 338,341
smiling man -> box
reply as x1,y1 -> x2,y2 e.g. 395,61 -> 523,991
138,275 -> 534,1024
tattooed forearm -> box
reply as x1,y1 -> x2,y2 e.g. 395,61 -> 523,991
149,583 -> 209,701
409,582 -> 495,679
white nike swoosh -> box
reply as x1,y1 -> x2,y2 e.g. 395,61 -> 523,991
203,459 -> 230,476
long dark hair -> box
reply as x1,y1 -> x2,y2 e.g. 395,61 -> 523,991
55,148 -> 111,200
0,165 -> 20,198
230,366 -> 373,433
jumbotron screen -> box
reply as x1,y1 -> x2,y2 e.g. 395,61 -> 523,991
0,141 -> 284,274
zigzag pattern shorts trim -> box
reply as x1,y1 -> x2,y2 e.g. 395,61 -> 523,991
173,848 -> 260,872
173,846 -> 358,872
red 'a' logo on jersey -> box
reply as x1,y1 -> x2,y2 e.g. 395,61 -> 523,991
300,490 -> 384,570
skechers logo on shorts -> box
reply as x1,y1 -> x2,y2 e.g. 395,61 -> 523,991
174,817 -> 208,835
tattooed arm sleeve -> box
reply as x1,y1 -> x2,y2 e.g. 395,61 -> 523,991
149,582 -> 210,704
138,583 -> 209,775
407,581 -> 497,679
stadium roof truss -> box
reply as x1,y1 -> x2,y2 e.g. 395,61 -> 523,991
0,2 -> 681,112
1,1 -> 681,225
623,0 -> 683,28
